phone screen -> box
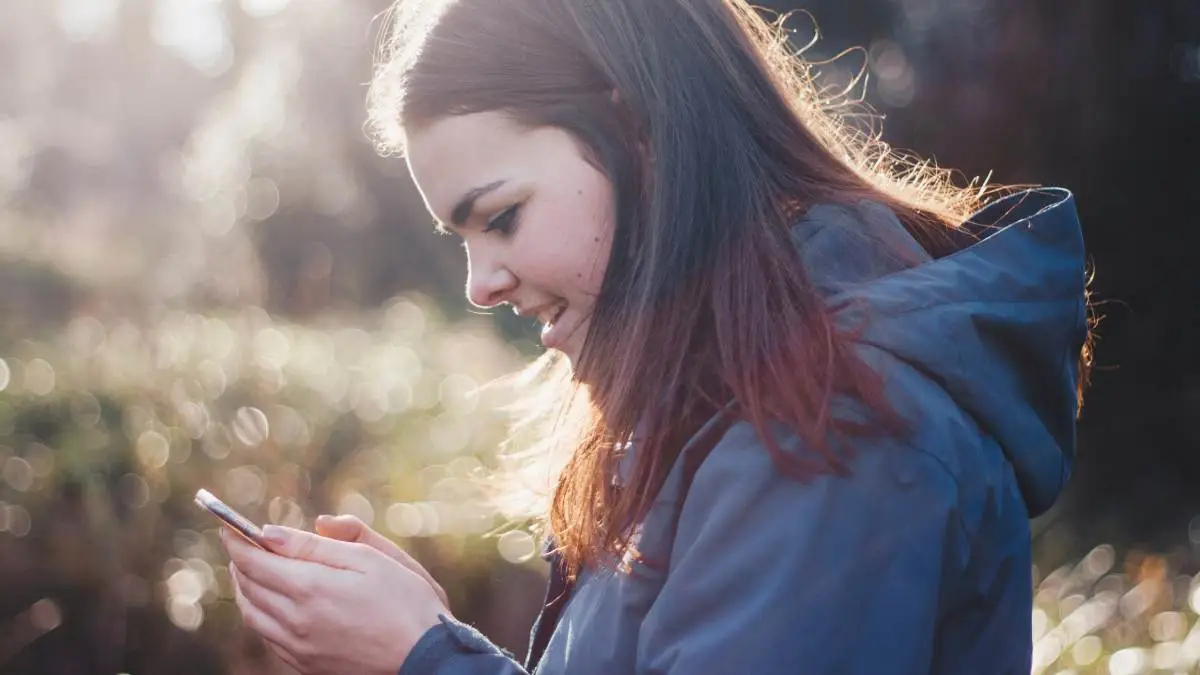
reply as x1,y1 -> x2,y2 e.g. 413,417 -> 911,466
194,488 -> 270,550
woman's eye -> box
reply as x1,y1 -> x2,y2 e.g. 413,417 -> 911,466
484,204 -> 522,236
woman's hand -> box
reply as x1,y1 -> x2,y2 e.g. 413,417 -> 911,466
313,515 -> 449,609
221,518 -> 450,675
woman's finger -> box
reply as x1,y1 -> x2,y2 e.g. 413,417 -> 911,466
263,641 -> 305,674
230,567 -> 306,674
230,562 -> 312,640
315,515 -> 450,608
230,563 -> 301,658
224,528 -> 325,600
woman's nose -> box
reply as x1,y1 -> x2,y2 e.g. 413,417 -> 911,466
466,255 -> 518,309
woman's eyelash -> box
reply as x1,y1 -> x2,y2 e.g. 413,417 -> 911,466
484,203 -> 522,235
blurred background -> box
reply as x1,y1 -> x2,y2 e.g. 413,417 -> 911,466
0,0 -> 1196,673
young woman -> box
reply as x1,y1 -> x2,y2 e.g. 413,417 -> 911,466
220,0 -> 1092,673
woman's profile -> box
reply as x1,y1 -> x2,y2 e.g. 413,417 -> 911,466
219,1 -> 1093,673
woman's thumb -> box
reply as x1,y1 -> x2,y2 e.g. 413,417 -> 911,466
316,513 -> 449,608
314,514 -> 364,542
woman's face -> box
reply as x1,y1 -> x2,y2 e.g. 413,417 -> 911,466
405,111 -> 614,366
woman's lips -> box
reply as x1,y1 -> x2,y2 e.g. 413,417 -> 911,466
540,304 -> 568,348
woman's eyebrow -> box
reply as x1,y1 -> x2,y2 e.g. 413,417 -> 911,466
449,180 -> 507,227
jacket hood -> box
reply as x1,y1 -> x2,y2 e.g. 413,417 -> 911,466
795,188 -> 1088,517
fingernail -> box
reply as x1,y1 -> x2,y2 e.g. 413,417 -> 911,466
315,514 -> 333,526
262,525 -> 287,546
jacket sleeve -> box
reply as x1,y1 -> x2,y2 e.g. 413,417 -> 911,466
635,422 -> 968,674
398,615 -> 529,675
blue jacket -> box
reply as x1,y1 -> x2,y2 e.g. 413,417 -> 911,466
399,188 -> 1088,674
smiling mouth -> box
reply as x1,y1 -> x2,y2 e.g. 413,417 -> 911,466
543,303 -> 567,328
539,303 -> 569,348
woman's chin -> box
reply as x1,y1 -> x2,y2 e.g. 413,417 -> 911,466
547,339 -> 584,378
544,318 -> 587,364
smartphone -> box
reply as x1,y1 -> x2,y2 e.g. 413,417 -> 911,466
194,488 -> 270,550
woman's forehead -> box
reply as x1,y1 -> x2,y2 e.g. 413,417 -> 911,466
405,113 -> 524,215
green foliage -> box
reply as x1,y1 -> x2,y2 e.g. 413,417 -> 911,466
0,298 -> 547,670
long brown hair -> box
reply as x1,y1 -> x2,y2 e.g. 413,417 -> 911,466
370,0 -> 1002,577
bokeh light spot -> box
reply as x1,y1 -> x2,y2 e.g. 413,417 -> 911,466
415,502 -> 440,536
7,505 -> 31,537
869,39 -> 916,107
1152,640 -> 1182,670
337,492 -> 374,526
428,416 -> 469,456
352,382 -> 390,422
268,496 -> 305,528
253,327 -> 290,369
439,374 -> 480,416
3,457 -> 33,492
24,359 -> 56,396
69,393 -> 103,427
55,0 -> 119,43
167,568 -> 205,605
1082,544 -> 1116,579
151,0 -> 233,77
232,406 -> 270,446
167,597 -> 204,631
25,444 -> 54,478
497,530 -> 536,564
386,503 -> 422,538
1188,514 -> 1200,545
1072,635 -> 1102,666
119,473 -> 150,509
385,300 -> 427,343
224,465 -> 267,506
1188,583 -> 1200,615
1149,611 -> 1187,642
136,430 -> 171,469
1032,607 -> 1048,641
245,176 -> 281,221
1107,647 -> 1146,675
29,598 -> 62,632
